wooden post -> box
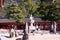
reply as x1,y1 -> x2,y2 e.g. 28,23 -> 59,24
0,0 -> 4,7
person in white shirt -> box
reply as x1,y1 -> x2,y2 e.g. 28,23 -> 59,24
10,27 -> 15,37
36,25 -> 38,31
54,21 -> 57,34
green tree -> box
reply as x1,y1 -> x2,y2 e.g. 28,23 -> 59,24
17,0 -> 40,16
18,0 -> 28,17
6,3 -> 24,22
24,0 -> 39,16
37,1 -> 60,21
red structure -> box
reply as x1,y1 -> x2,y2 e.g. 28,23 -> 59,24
0,19 -> 60,31
0,22 -> 16,29
0,22 -> 26,30
27,22 -> 60,31
0,0 -> 4,7
0,19 -> 25,30
0,18 -> 60,31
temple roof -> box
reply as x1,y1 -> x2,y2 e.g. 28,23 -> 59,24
0,17 -> 42,23
0,19 -> 16,23
23,17 -> 42,22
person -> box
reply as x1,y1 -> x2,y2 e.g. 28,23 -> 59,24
36,25 -> 38,31
14,26 -> 17,37
54,21 -> 57,34
30,26 -> 35,35
10,27 -> 15,37
51,24 -> 54,33
31,26 -> 35,33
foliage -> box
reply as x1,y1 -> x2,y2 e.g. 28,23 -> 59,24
37,1 -> 60,21
18,0 -> 28,17
6,3 -> 24,22
24,0 -> 39,16
3,0 -> 60,22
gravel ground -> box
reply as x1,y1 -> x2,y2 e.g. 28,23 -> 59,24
29,33 -> 60,40
0,29 -> 60,40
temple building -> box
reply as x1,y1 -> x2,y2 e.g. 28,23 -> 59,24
0,0 -> 60,31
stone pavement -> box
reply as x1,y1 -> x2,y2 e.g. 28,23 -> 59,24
9,33 -> 60,40
0,35 -> 23,40
9,35 -> 23,40
28,33 -> 60,40
0,29 -> 60,40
